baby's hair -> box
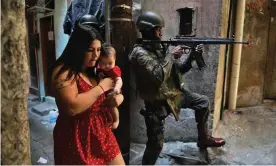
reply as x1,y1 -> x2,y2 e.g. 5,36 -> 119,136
101,43 -> 116,58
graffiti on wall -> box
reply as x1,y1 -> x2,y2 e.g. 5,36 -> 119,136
246,0 -> 265,10
243,35 -> 261,48
244,0 -> 269,48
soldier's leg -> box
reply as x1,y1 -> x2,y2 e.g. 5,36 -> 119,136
180,90 -> 225,149
140,102 -> 167,165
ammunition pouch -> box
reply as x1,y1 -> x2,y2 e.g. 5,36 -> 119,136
141,101 -> 169,119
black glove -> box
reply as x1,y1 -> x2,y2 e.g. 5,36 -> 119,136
193,44 -> 207,70
188,44 -> 204,62
195,44 -> 204,53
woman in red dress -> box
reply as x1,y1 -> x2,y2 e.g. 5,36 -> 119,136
49,22 -> 125,165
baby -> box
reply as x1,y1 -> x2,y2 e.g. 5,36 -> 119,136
98,43 -> 122,129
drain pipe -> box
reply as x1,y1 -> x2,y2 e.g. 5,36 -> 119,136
105,0 -> 111,43
228,0 -> 246,110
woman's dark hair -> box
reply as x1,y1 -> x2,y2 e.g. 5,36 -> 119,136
100,43 -> 116,58
49,23 -> 103,83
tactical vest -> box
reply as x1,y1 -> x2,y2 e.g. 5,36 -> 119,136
129,44 -> 184,121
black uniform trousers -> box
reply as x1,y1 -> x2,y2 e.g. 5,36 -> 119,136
141,89 -> 210,165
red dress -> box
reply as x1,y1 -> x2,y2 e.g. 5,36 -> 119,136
97,65 -> 122,126
53,76 -> 121,165
97,65 -> 122,79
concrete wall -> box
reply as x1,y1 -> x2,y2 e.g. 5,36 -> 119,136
54,0 -> 69,59
130,0 -> 222,143
237,0 -> 270,107
36,0 -> 46,100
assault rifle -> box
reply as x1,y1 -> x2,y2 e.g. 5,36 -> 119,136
138,36 -> 249,70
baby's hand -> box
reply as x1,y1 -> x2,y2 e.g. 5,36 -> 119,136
113,88 -> 120,94
107,89 -> 120,97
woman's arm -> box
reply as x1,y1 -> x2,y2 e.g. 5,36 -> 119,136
52,68 -> 109,116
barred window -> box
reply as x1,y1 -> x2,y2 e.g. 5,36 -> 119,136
177,7 -> 197,36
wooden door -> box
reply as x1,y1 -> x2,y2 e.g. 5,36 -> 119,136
40,16 -> 56,96
26,11 -> 40,95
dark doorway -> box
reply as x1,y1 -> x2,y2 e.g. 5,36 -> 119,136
39,15 -> 56,96
264,4 -> 276,99
26,11 -> 40,96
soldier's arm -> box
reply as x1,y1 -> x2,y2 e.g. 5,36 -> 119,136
175,55 -> 193,74
176,44 -> 204,74
171,45 -> 193,74
136,51 -> 174,86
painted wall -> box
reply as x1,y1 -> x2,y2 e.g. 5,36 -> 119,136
36,0 -> 46,100
54,0 -> 69,59
237,0 -> 270,107
130,0 -> 222,143
34,0 -> 69,99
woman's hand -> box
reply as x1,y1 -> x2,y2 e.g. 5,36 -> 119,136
100,94 -> 124,108
98,78 -> 114,92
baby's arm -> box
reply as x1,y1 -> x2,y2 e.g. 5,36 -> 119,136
113,77 -> 123,93
111,107 -> 119,122
111,107 -> 119,129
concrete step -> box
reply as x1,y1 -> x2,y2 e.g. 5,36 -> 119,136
130,142 -> 233,165
31,102 -> 58,116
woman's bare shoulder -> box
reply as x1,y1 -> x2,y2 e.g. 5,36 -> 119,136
51,64 -> 76,90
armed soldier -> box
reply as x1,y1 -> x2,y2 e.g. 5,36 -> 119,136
129,11 -> 226,165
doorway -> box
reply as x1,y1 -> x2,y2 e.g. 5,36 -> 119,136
39,15 -> 56,96
264,4 -> 276,100
26,12 -> 40,96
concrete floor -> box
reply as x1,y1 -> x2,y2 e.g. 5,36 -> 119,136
28,94 -> 56,165
130,101 -> 276,165
28,93 -> 276,165
211,101 -> 276,165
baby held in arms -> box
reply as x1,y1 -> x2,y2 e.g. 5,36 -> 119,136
97,43 -> 123,129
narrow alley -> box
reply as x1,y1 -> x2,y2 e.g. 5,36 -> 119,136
130,101 -> 276,165
28,93 -> 276,165
2,0 -> 275,165
28,94 -> 57,165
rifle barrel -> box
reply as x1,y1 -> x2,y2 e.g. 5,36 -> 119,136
233,41 -> 249,44
142,39 -> 248,45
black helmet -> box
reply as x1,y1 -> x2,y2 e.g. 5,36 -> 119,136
136,11 -> 165,32
73,14 -> 105,40
77,14 -> 100,29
